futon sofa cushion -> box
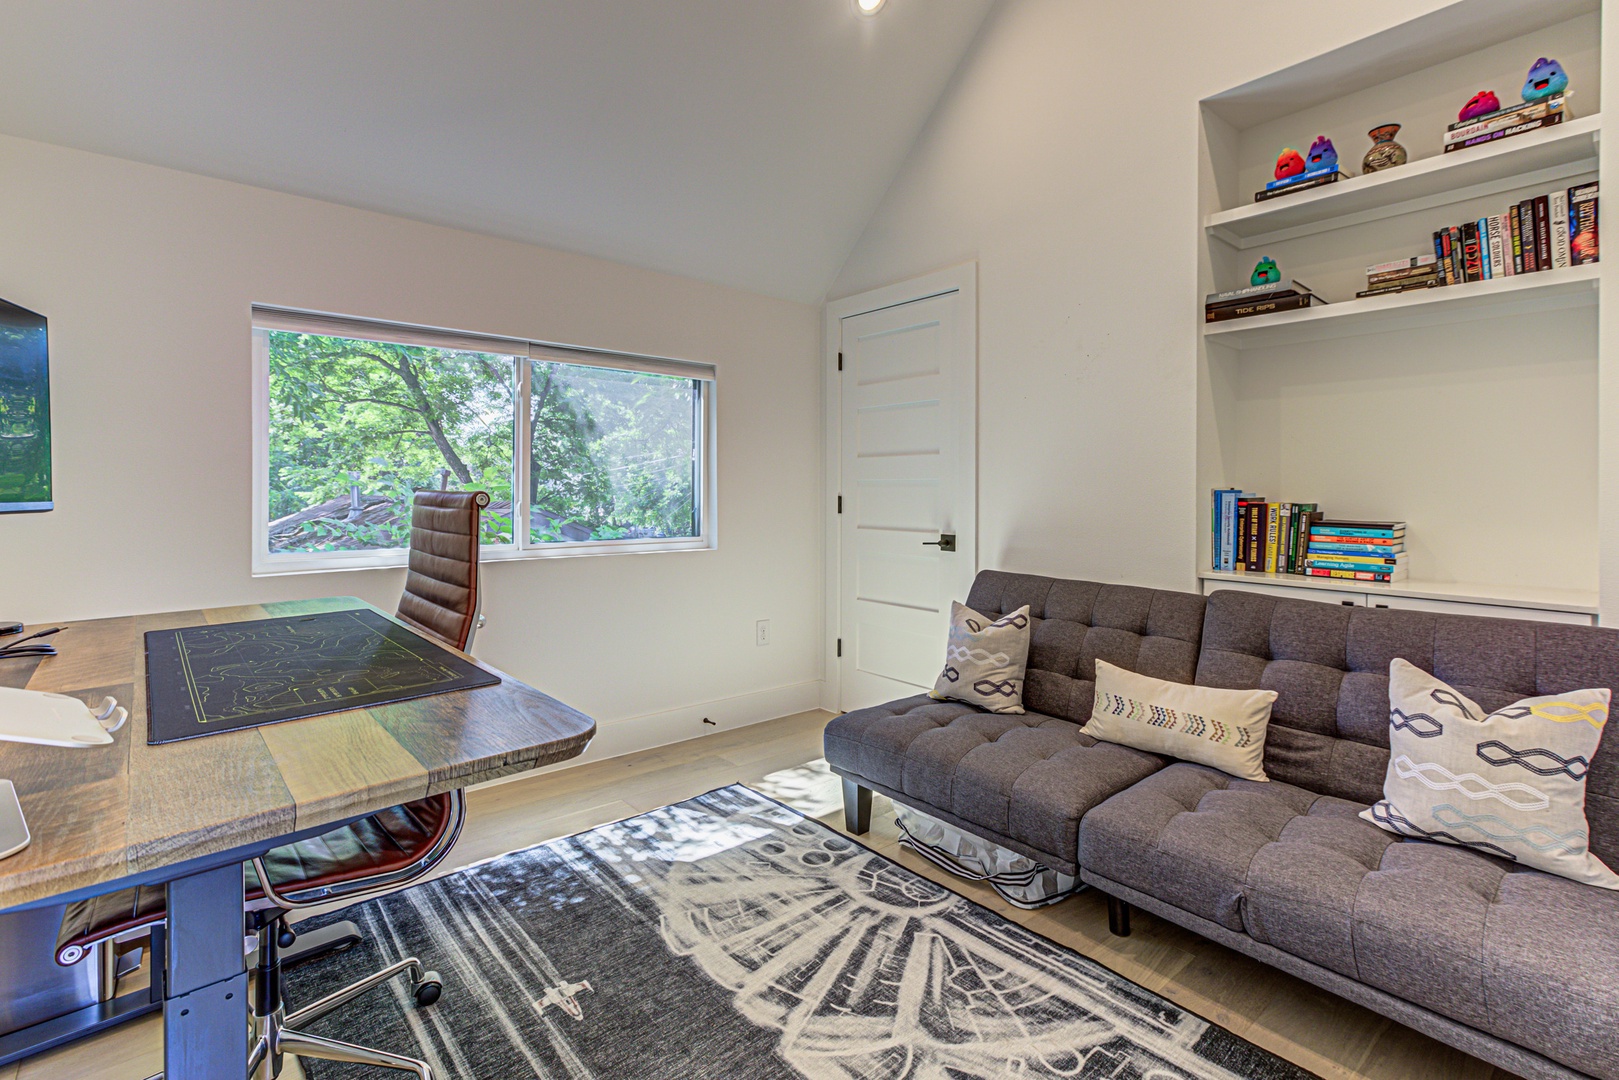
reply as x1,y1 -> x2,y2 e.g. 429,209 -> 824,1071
823,695 -> 1165,869
1079,760 -> 1619,1080
1196,590 -> 1619,871
1076,762 -> 1343,930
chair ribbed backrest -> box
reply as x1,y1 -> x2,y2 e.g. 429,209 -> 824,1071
395,490 -> 488,651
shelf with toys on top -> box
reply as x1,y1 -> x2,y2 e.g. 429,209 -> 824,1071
1195,0 -> 1607,624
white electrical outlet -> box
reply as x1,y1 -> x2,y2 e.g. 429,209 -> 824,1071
756,620 -> 770,646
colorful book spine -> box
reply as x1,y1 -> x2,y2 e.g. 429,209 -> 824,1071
1307,568 -> 1405,582
1293,506 -> 1320,573
1535,195 -> 1552,269
1306,558 -> 1405,571
1308,542 -> 1404,556
1569,182 -> 1599,266
1509,205 -> 1524,274
1265,504 -> 1280,573
1550,191 -> 1571,269
1487,215 -> 1506,278
1461,221 -> 1482,281
1448,226 -> 1464,283
1312,525 -> 1404,539
1521,200 -> 1538,272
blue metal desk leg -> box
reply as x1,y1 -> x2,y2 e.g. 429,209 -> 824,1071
164,864 -> 248,1079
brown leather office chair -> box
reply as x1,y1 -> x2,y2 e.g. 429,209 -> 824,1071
57,490 -> 492,1078
396,489 -> 490,652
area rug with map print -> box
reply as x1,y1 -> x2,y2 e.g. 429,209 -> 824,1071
283,785 -> 1317,1079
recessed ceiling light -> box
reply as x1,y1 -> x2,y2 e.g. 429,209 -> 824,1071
856,0 -> 886,14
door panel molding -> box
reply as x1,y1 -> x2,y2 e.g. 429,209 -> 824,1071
823,263 -> 977,712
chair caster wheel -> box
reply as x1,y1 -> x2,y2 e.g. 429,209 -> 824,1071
414,973 -> 442,1007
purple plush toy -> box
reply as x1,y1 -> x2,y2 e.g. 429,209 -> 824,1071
1306,135 -> 1338,172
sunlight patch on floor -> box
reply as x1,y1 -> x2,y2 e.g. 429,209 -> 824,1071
750,757 -> 843,818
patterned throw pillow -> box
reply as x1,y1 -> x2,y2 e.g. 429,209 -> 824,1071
1362,659 -> 1618,889
929,602 -> 1031,714
1081,660 -> 1277,782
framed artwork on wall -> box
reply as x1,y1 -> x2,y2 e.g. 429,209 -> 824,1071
0,299 -> 51,513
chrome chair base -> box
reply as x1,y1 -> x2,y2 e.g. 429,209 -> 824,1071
146,944 -> 441,1080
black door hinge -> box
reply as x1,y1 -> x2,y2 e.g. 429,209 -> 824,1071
837,638 -> 842,657
837,351 -> 843,371
837,495 -> 842,513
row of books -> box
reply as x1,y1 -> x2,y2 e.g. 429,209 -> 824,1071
1212,490 -> 1408,582
1428,182 -> 1598,285
1443,93 -> 1568,155
1203,279 -> 1324,322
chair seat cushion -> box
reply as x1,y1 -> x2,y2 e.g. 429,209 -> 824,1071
1080,762 -> 1619,1080
56,793 -> 455,964
825,695 -> 1165,865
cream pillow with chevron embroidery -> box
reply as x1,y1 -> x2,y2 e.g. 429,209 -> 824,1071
1363,659 -> 1618,890
1082,660 -> 1277,782
929,602 -> 1031,714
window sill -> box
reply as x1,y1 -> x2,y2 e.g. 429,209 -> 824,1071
251,537 -> 715,577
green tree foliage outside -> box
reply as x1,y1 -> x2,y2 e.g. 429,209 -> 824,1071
266,331 -> 699,553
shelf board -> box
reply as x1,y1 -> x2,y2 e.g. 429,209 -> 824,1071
1199,570 -> 1598,615
1202,263 -> 1598,349
1205,115 -> 1600,249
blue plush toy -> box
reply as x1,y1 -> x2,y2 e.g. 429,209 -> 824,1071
1522,57 -> 1569,102
1251,257 -> 1281,287
1306,135 -> 1338,172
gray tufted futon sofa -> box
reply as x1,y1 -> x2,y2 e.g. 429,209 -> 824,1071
823,570 -> 1619,1080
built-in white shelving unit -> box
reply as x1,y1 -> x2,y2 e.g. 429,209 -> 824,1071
1207,115 -> 1602,247
1203,263 -> 1599,349
1196,0 -> 1612,622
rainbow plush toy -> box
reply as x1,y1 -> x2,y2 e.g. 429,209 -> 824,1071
1251,257 -> 1281,287
1305,136 -> 1338,172
1274,148 -> 1306,181
1458,90 -> 1501,122
1522,57 -> 1569,102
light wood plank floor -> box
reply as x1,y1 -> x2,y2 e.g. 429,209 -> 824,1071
5,710 -> 1521,1080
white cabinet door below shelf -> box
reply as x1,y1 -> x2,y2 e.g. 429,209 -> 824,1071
1365,594 -> 1594,625
1203,578 -> 1366,606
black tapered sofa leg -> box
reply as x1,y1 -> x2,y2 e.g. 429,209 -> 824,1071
1106,895 -> 1132,937
842,779 -> 872,835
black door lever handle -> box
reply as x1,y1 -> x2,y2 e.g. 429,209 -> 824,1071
922,534 -> 957,552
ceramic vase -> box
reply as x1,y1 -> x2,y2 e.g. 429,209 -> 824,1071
1362,124 -> 1408,173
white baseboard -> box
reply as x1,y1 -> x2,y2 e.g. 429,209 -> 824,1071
476,679 -> 825,788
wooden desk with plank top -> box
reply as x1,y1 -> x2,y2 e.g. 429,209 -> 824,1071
0,597 -> 596,1079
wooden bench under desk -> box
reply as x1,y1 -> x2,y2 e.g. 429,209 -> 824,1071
0,596 -> 596,1079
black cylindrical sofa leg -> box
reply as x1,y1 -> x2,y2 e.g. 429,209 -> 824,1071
842,779 -> 872,835
1106,895 -> 1132,937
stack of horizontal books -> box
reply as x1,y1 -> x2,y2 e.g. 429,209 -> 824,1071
1253,166 -> 1349,202
1204,281 -> 1323,323
1443,93 -> 1569,154
1357,255 -> 1440,299
1304,521 -> 1407,582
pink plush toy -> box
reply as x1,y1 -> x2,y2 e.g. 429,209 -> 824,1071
1458,90 -> 1501,122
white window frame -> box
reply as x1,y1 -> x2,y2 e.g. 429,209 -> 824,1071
251,307 -> 717,576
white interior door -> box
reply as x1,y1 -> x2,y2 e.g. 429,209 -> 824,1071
837,287 -> 976,711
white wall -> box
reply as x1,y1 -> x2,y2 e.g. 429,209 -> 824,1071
0,133 -> 823,756
829,0 -> 1460,591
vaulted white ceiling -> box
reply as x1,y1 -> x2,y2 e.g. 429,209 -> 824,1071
0,1 -> 993,303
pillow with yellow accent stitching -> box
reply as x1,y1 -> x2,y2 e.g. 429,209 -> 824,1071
1081,660 -> 1277,782
929,602 -> 1031,714
1362,659 -> 1618,889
